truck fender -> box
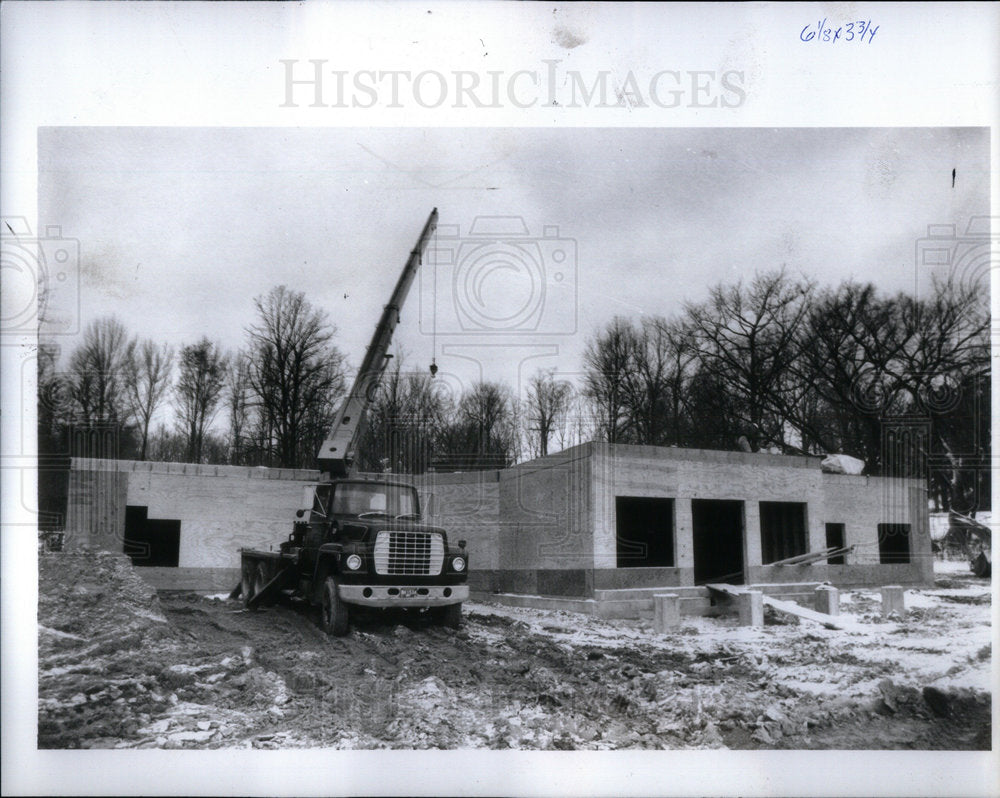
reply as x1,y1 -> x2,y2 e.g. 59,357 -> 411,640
311,546 -> 344,604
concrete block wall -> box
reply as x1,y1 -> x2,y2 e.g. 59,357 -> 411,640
126,461 -> 317,568
66,459 -> 317,569
64,445 -> 933,596
593,443 -> 827,585
497,444 -> 594,570
810,473 -> 931,585
592,443 -> 932,589
65,463 -> 128,552
65,459 -> 499,586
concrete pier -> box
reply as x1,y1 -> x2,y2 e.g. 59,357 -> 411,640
814,585 -> 840,616
738,590 -> 764,627
653,593 -> 681,631
881,585 -> 906,618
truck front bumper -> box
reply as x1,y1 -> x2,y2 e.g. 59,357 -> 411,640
338,584 -> 469,608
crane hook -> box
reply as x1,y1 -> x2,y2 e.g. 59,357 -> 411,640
429,360 -> 438,377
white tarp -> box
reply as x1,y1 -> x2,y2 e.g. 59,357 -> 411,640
820,454 -> 866,475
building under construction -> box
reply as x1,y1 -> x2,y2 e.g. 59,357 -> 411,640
63,440 -> 930,617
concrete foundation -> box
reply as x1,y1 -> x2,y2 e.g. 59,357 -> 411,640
653,593 -> 681,631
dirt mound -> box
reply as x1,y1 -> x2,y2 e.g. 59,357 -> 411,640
38,551 -> 181,748
39,550 -> 169,636
38,554 -> 303,749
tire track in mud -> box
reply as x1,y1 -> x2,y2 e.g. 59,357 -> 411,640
155,597 -> 776,749
158,594 -> 991,750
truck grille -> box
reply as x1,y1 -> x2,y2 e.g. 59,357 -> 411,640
374,531 -> 444,576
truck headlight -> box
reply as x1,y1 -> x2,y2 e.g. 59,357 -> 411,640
451,556 -> 466,572
345,554 -> 363,571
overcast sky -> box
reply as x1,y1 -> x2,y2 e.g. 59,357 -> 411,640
39,126 -> 990,411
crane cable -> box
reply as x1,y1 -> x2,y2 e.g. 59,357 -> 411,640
430,218 -> 439,377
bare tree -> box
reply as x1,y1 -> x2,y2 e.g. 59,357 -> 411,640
524,368 -> 574,457
792,277 -> 988,476
684,270 -> 813,452
147,422 -> 227,465
786,282 -> 890,461
912,277 -> 990,506
436,381 -> 517,470
582,317 -> 640,444
67,316 -> 132,426
620,317 -> 679,446
225,350 -> 254,465
558,391 -> 599,451
297,358 -> 346,468
246,286 -> 346,468
175,337 -> 226,463
357,355 -> 444,474
658,318 -> 700,447
38,340 -> 71,446
124,339 -> 174,460
581,316 -> 699,447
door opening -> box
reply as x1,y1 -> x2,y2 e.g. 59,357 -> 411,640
692,499 -> 745,584
825,523 -> 846,564
615,497 -> 675,568
124,505 -> 181,567
759,501 -> 807,564
877,523 -> 911,564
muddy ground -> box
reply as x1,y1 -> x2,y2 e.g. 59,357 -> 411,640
38,551 -> 991,750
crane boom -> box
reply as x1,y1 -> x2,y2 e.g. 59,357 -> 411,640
317,208 -> 438,479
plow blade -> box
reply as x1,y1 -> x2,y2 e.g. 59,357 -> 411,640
246,565 -> 295,610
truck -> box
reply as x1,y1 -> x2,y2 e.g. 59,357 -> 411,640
236,209 -> 470,635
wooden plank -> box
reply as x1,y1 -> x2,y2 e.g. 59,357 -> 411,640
707,582 -> 848,630
769,545 -> 854,567
768,548 -> 833,566
762,595 -> 847,630
705,583 -> 749,597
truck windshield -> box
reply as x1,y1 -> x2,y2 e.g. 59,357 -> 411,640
331,483 -> 419,517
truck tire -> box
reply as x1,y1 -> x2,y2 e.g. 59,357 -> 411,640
439,602 -> 462,629
321,576 -> 350,636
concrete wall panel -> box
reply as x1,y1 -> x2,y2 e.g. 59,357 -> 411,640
498,445 -> 593,570
68,459 -> 316,570
65,464 -> 127,552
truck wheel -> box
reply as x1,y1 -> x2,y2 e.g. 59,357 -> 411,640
440,603 -> 462,629
321,577 -> 350,636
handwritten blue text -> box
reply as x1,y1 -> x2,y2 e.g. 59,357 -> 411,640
800,19 -> 879,44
